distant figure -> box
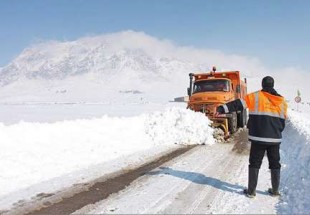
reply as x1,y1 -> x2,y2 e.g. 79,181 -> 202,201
215,76 -> 287,198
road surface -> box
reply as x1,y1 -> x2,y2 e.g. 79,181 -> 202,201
73,141 -> 279,214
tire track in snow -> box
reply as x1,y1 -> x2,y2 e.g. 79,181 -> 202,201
7,145 -> 196,215
79,143 -> 243,214
75,145 -> 219,214
144,144 -> 231,214
185,149 -> 243,214
159,143 -> 245,214
80,137 -> 280,214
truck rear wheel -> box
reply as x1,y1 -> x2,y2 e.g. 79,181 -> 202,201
237,109 -> 247,128
228,112 -> 238,134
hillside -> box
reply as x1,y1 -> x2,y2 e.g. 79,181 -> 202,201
0,31 -> 309,103
0,32 -> 204,103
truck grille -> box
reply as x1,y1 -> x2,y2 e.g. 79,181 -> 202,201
193,104 -> 215,114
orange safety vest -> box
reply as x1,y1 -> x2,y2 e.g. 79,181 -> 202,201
241,91 -> 287,143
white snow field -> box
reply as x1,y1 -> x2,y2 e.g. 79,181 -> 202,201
0,31 -> 309,214
1,105 -> 309,214
0,106 -> 215,211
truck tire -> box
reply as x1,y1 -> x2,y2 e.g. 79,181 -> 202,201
237,109 -> 247,128
229,112 -> 238,134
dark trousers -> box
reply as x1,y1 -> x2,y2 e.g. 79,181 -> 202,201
249,142 -> 281,169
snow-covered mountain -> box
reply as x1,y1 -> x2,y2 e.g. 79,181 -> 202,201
0,43 -> 199,84
0,31 -> 207,102
0,30 -> 309,102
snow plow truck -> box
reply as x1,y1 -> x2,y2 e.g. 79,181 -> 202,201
187,67 -> 247,137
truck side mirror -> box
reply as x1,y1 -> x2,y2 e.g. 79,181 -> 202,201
187,87 -> 191,96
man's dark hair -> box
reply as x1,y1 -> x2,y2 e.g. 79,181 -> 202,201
262,76 -> 274,88
261,76 -> 282,97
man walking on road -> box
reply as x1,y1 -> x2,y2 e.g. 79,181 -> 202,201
215,76 -> 287,198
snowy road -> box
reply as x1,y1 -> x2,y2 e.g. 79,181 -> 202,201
3,110 -> 309,214
74,142 -> 279,214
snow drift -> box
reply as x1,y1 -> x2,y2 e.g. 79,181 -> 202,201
0,107 -> 214,201
278,109 -> 310,214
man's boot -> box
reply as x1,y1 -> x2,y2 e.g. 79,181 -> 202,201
243,168 -> 259,198
268,169 -> 281,196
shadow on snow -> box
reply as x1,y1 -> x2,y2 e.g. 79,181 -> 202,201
147,167 -> 267,195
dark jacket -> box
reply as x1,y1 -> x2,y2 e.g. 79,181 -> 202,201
217,89 -> 287,145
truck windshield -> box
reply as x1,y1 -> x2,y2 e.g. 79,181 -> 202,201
193,80 -> 230,93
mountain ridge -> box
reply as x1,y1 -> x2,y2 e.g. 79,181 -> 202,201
0,31 -> 202,87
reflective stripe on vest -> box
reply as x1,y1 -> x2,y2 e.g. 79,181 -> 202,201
280,101 -> 286,119
248,135 -> 282,143
249,111 -> 286,119
249,91 -> 285,119
254,91 -> 259,112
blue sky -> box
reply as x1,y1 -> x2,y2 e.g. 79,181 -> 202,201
0,0 -> 309,69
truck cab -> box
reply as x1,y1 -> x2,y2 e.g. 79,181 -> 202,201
187,67 -> 247,137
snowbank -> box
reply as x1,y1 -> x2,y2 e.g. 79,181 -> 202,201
145,107 -> 215,145
278,109 -> 310,214
0,107 -> 214,201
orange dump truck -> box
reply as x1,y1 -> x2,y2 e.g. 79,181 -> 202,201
187,67 -> 247,136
